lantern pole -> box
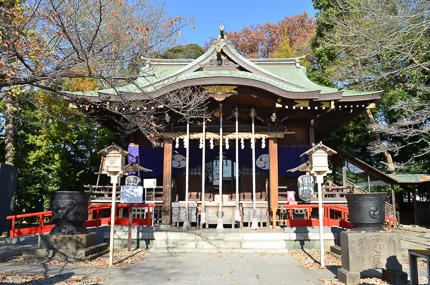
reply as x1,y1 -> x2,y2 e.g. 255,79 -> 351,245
109,175 -> 118,267
317,174 -> 325,268
235,108 -> 240,224
217,102 -> 224,230
184,120 -> 190,230
201,117 -> 206,228
251,108 -> 258,229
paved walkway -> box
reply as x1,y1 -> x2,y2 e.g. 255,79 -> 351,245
0,262 -> 119,278
1,226 -> 430,284
104,251 -> 335,285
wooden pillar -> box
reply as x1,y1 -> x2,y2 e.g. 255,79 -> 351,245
162,138 -> 172,225
342,160 -> 347,188
309,119 -> 315,145
412,185 -> 417,224
391,184 -> 397,218
367,175 -> 371,192
269,139 -> 279,229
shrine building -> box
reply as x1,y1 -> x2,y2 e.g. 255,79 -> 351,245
71,29 -> 400,229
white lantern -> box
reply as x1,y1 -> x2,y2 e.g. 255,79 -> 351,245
310,149 -> 329,174
99,144 -> 129,176
301,142 -> 336,178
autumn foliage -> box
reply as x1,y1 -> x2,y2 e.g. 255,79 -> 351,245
221,12 -> 315,58
0,0 -> 191,92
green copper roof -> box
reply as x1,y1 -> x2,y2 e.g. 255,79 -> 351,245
387,174 -> 430,184
71,38 -> 382,101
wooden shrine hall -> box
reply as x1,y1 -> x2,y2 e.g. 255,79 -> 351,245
72,28 -> 383,229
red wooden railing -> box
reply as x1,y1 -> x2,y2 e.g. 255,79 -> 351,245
6,203 -> 156,238
281,204 -> 396,230
6,203 -> 397,238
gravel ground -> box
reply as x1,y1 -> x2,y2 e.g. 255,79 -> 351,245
0,248 -> 149,269
0,272 -> 108,284
0,248 -> 149,284
289,248 -> 429,285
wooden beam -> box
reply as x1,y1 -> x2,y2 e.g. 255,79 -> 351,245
342,160 -> 347,187
162,138 -> 172,225
309,119 -> 315,145
269,139 -> 279,229
391,184 -> 397,218
412,186 -> 417,225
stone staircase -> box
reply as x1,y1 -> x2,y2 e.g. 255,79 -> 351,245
150,228 -> 341,253
102,226 -> 343,252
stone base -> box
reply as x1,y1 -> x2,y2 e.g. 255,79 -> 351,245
338,268 -> 360,285
22,232 -> 108,261
338,231 -> 407,285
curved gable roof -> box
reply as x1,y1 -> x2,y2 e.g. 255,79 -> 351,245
70,38 -> 382,102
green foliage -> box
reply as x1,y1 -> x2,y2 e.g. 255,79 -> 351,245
161,44 -> 205,59
312,0 -> 430,176
0,90 -> 117,213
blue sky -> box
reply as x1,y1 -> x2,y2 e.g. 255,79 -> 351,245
164,0 -> 316,47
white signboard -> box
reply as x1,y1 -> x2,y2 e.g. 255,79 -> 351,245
120,186 -> 143,203
143,178 -> 157,188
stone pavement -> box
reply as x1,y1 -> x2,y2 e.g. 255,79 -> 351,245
394,225 -> 430,259
104,251 -> 335,285
1,225 -> 430,284
0,262 -> 120,279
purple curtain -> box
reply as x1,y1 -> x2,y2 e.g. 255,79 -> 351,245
128,144 -> 309,178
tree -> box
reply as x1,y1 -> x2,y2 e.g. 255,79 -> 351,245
210,12 -> 315,59
1,88 -> 118,213
0,0 -> 198,163
0,0 -> 185,90
161,44 -> 205,59
271,32 -> 298,59
312,0 -> 430,171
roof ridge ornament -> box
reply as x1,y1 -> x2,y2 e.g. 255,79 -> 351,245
220,25 -> 225,40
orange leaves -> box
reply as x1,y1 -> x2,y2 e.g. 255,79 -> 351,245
225,12 -> 315,58
190,23 -> 195,29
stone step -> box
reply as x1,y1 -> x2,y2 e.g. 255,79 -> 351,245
82,243 -> 109,257
150,248 -> 289,253
329,245 -> 341,259
22,243 -> 109,261
153,231 -> 336,241
330,245 -> 341,255
152,239 -> 286,250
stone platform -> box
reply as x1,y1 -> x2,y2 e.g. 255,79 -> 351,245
106,226 -> 343,252
22,232 -> 108,261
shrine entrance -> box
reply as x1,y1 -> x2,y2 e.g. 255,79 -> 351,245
73,29 -> 383,229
